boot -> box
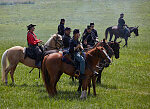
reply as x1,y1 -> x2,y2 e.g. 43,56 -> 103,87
35,61 -> 41,68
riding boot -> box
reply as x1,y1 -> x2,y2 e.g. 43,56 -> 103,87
35,60 -> 41,68
79,74 -> 85,80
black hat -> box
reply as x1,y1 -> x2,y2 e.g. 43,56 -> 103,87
27,24 -> 36,30
120,13 -> 124,15
73,29 -> 80,35
65,27 -> 71,31
61,19 -> 65,22
87,25 -> 91,29
90,22 -> 94,26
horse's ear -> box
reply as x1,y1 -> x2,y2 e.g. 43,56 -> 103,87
118,40 -> 122,43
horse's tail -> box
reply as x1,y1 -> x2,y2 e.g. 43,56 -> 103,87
41,55 -> 51,94
105,27 -> 112,40
1,50 -> 8,82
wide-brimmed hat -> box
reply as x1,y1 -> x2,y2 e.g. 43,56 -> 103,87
27,24 -> 36,30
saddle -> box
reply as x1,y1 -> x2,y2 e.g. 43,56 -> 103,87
24,45 -> 44,60
62,50 -> 86,75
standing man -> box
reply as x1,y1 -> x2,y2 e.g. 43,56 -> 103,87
58,19 -> 65,36
63,27 -> 72,49
27,24 -> 43,68
90,22 -> 99,41
69,29 -> 85,79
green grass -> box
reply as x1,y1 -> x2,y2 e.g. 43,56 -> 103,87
0,0 -> 150,108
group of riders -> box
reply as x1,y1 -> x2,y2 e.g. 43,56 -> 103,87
26,13 -> 127,79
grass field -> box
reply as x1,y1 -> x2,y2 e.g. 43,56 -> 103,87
0,0 -> 150,108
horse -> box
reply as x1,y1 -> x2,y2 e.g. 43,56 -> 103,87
96,41 -> 121,83
105,26 -> 139,47
76,39 -> 115,92
1,34 -> 63,85
41,46 -> 112,98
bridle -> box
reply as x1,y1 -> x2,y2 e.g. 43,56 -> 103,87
44,34 -> 63,50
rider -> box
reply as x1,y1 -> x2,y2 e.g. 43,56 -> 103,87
58,19 -> 65,36
27,24 -> 43,68
63,27 -> 72,49
69,29 -> 85,79
118,13 -> 129,37
82,25 -> 96,48
90,22 -> 99,40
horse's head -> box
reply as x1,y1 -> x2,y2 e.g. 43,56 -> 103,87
133,26 -> 139,36
108,41 -> 120,59
44,34 -> 63,51
130,26 -> 139,36
98,39 -> 114,58
95,47 -> 112,64
53,34 -> 63,49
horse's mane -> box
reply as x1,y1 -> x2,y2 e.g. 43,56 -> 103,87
45,34 -> 62,46
86,46 -> 103,56
44,34 -> 55,46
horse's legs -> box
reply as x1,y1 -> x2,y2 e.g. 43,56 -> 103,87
123,38 -> 128,47
77,78 -> 82,92
92,76 -> 96,96
88,80 -> 91,95
96,68 -> 104,84
114,36 -> 117,42
4,65 -> 14,85
109,33 -> 113,41
80,78 -> 88,99
10,65 -> 17,84
54,72 -> 63,94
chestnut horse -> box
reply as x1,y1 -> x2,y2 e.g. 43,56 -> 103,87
1,34 -> 62,85
42,46 -> 111,99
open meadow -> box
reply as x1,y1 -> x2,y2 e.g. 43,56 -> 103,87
0,0 -> 150,108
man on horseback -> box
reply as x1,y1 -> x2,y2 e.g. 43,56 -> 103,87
118,13 -> 130,38
90,22 -> 98,40
27,24 -> 43,68
63,27 -> 72,49
69,29 -> 85,79
82,25 -> 97,48
58,19 -> 65,36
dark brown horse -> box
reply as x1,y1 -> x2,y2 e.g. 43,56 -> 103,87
41,46 -> 111,98
96,41 -> 121,83
105,26 -> 139,47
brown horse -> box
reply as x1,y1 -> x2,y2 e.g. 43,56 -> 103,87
87,41 -> 121,95
1,34 -> 62,85
105,26 -> 139,47
42,46 -> 111,98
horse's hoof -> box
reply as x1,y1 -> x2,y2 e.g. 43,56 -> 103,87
96,80 -> 101,84
80,90 -> 87,99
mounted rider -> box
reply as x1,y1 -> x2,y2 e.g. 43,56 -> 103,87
27,24 -> 43,68
82,25 -> 97,48
118,13 -> 130,38
63,27 -> 72,50
90,22 -> 99,40
69,29 -> 85,79
58,19 -> 65,36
